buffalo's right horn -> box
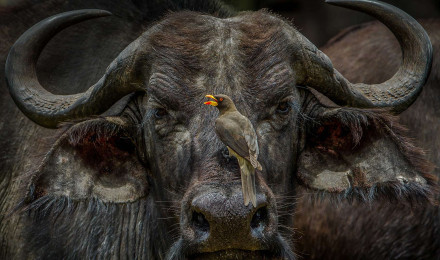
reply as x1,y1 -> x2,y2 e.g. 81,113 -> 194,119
5,10 -> 145,128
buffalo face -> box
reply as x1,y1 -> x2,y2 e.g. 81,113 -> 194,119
6,1 -> 435,259
123,13 -> 304,257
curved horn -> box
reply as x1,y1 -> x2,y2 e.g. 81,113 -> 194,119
298,0 -> 432,113
5,10 -> 144,128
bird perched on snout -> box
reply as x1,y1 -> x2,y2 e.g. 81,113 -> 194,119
204,94 -> 262,207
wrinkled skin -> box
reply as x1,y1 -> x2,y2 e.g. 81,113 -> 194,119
0,1 -> 236,258
15,11 -> 304,259
0,1 -> 437,259
0,2 -> 303,258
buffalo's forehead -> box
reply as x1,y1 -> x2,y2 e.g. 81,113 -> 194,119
146,11 -> 297,112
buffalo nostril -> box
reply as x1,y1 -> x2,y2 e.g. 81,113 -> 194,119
191,211 -> 209,232
250,206 -> 269,230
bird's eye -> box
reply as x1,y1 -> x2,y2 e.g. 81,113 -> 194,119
276,101 -> 290,115
154,108 -> 168,119
219,97 -> 224,102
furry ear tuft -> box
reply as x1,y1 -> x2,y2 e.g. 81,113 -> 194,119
26,118 -> 148,204
298,106 -> 437,203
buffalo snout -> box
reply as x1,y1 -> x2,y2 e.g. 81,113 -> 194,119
179,181 -> 279,257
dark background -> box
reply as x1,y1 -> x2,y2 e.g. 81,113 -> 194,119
1,0 -> 439,47
224,0 -> 440,46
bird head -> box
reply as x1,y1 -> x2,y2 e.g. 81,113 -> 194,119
204,94 -> 235,112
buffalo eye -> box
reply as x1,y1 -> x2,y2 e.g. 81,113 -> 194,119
154,108 -> 168,119
276,101 -> 290,115
114,136 -> 136,153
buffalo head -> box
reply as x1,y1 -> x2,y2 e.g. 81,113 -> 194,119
5,0 -> 435,259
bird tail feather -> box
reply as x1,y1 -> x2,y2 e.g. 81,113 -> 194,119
241,160 -> 257,207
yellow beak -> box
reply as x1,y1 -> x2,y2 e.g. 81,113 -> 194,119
204,95 -> 218,106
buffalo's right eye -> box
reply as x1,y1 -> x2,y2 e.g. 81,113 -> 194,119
154,108 -> 168,119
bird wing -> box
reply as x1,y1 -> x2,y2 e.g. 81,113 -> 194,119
243,120 -> 262,170
215,112 -> 261,170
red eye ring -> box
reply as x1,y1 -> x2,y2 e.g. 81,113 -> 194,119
219,98 -> 223,101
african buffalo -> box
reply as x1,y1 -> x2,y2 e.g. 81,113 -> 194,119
0,0 -> 437,259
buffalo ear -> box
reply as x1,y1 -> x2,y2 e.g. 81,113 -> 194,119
297,107 -> 436,202
27,117 -> 148,203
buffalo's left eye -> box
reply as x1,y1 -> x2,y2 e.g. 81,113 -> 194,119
276,101 -> 290,115
154,108 -> 168,119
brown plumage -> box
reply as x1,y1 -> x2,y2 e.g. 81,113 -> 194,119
204,94 -> 262,207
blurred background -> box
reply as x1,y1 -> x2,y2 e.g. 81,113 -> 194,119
224,0 -> 440,46
1,0 -> 439,46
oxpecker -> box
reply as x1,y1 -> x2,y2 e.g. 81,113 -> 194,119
204,94 -> 262,207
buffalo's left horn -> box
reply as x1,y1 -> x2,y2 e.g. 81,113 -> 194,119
5,10 -> 145,128
297,0 -> 432,113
